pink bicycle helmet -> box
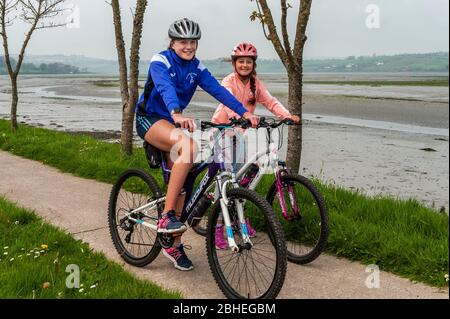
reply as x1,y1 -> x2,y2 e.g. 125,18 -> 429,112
231,42 -> 258,60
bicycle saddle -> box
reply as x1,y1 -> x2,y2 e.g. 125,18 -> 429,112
143,141 -> 162,169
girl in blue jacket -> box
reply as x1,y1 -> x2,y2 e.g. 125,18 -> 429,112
135,18 -> 259,271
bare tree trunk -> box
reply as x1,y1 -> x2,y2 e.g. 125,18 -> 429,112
111,0 -> 147,155
111,0 -> 129,106
8,19 -> 39,131
10,74 -> 18,130
286,67 -> 303,172
121,0 -> 147,155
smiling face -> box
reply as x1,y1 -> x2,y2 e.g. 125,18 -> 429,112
170,39 -> 198,60
233,57 -> 255,78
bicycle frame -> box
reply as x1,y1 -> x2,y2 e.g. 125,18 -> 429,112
125,128 -> 253,251
233,126 -> 300,220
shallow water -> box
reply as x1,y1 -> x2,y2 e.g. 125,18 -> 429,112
14,84 -> 448,137
0,75 -> 448,211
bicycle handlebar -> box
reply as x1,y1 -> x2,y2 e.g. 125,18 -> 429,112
174,116 -> 300,131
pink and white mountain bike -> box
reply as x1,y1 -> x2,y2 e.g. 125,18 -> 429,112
192,117 -> 329,264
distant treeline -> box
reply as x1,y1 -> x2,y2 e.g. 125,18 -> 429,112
203,52 -> 449,74
0,56 -> 88,75
2,52 -> 448,75
303,52 -> 449,73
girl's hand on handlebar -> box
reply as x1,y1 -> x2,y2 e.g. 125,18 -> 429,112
243,112 -> 260,128
172,113 -> 196,132
289,115 -> 301,124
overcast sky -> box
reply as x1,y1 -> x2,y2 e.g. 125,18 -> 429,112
5,0 -> 449,60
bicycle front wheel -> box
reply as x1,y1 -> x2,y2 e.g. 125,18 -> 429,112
267,174 -> 329,264
108,168 -> 163,267
207,188 -> 287,299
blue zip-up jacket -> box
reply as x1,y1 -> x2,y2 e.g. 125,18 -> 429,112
136,50 -> 248,122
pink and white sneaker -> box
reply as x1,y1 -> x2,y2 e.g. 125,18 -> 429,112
215,225 -> 228,250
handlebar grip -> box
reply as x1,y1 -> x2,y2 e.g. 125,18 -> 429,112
241,118 -> 251,129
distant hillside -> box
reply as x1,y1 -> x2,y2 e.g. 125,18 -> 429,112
304,52 -> 449,73
0,56 -> 87,75
4,52 -> 448,75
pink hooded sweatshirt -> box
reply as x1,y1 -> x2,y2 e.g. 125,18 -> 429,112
211,72 -> 291,124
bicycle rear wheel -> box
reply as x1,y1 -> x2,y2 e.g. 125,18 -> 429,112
267,174 -> 329,264
207,188 -> 287,299
108,168 -> 163,267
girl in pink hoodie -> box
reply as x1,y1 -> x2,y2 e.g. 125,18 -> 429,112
212,43 -> 300,249
211,42 -> 300,124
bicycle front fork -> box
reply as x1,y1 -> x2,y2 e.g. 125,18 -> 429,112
217,177 -> 253,252
275,166 -> 299,220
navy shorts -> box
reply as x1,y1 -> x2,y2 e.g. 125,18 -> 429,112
135,113 -> 163,140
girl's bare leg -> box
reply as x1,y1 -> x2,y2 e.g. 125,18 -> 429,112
145,120 -> 197,245
145,119 -> 197,213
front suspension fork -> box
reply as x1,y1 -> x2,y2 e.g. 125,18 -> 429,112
218,178 -> 253,252
275,167 -> 299,220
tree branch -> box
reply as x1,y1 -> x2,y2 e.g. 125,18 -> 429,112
35,21 -> 66,29
128,0 -> 148,103
255,0 -> 289,68
0,0 -> 19,76
111,0 -> 129,105
14,0 -> 67,74
293,0 -> 312,66
251,0 -> 270,40
281,0 -> 293,64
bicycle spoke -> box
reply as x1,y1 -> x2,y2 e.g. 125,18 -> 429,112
209,189 -> 285,299
109,170 -> 162,266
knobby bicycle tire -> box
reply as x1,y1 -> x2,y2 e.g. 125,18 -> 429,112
108,168 -> 163,267
267,174 -> 329,264
206,188 -> 287,299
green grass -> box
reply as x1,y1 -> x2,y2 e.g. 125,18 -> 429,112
0,119 -> 164,187
0,196 -> 182,299
0,119 -> 448,288
258,176 -> 449,287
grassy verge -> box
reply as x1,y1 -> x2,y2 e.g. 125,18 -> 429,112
257,177 -> 449,287
0,119 -> 448,287
0,196 -> 182,299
